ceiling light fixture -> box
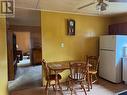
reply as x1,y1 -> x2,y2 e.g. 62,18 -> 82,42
96,2 -> 108,11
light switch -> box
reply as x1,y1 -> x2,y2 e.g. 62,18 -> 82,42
61,43 -> 64,48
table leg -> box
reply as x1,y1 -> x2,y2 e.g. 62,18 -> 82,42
55,71 -> 58,91
87,67 -> 90,91
55,71 -> 63,95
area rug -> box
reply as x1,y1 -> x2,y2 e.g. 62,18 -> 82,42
17,58 -> 31,67
8,65 -> 42,92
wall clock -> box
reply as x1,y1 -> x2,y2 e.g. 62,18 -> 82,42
67,19 -> 75,36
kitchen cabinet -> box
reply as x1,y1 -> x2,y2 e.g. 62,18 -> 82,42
109,22 -> 127,35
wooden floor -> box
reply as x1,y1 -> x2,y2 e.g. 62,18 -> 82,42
10,78 -> 127,95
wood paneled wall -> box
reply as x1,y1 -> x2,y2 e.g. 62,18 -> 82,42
14,32 -> 30,53
10,25 -> 42,49
30,29 -> 42,49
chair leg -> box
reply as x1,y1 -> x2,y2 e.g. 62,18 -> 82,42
66,80 -> 70,90
92,74 -> 98,83
80,82 -> 87,95
86,74 -> 90,91
52,84 -> 55,91
67,79 -> 70,90
90,74 -> 92,89
45,81 -> 49,91
70,87 -> 73,95
95,74 -> 98,81
49,81 -> 51,87
70,81 -> 73,95
58,80 -> 61,89
58,80 -> 64,95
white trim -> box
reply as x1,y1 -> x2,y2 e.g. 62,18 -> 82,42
42,9 -> 110,17
15,7 -> 42,11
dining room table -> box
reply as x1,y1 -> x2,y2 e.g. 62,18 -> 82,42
47,60 -> 91,94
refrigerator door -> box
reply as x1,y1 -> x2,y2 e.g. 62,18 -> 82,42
99,50 -> 121,83
100,35 -> 116,50
123,57 -> 127,83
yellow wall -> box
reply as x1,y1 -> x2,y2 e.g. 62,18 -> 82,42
0,18 -> 8,95
41,11 -> 110,85
41,11 -> 110,62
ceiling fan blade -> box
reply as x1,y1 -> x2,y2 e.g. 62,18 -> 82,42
78,2 -> 96,10
108,0 -> 127,2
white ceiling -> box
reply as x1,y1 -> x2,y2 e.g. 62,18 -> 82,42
15,0 -> 127,16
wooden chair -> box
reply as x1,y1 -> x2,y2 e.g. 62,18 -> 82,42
87,56 -> 100,89
42,59 -> 62,91
68,62 -> 88,95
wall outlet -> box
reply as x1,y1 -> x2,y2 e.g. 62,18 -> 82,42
61,43 -> 64,48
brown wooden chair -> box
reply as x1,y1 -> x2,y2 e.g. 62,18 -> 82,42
42,59 -> 62,91
68,62 -> 88,95
87,56 -> 100,89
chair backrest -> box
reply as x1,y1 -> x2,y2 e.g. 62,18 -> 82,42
84,55 -> 88,62
42,59 -> 50,80
69,62 -> 87,80
87,56 -> 100,71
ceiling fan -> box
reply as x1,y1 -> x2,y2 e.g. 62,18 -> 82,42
78,0 -> 127,11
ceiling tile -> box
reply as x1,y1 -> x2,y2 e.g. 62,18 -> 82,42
15,0 -> 37,9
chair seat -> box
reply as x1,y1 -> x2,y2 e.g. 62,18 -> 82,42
48,74 -> 62,80
89,70 -> 97,74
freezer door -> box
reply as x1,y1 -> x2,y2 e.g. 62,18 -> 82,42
99,50 -> 121,83
100,35 -> 116,50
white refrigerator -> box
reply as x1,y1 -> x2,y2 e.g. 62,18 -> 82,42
99,35 -> 127,83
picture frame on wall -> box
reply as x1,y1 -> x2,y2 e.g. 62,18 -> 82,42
67,19 -> 75,36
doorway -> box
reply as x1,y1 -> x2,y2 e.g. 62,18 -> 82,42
7,8 -> 42,93
7,25 -> 42,92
